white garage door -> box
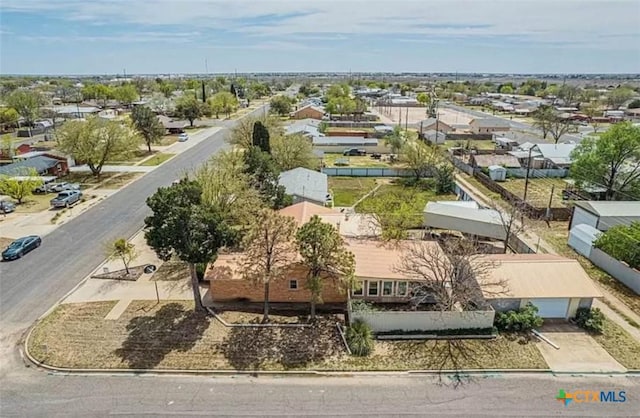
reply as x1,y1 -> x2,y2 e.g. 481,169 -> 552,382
571,208 -> 598,230
532,298 -> 570,318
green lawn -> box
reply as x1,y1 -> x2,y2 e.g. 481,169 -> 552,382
328,177 -> 378,207
13,194 -> 52,213
139,153 -> 175,166
356,181 -> 457,228
107,149 -> 155,165
592,318 -> 640,369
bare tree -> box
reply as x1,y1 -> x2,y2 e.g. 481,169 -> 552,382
548,116 -> 575,144
489,200 -> 532,254
394,239 -> 507,386
238,209 -> 298,322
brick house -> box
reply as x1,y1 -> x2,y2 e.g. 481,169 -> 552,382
204,238 -> 443,309
291,105 -> 325,120
0,154 -> 69,177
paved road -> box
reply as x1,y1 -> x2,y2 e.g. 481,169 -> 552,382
1,373 -> 638,417
0,105 -> 264,333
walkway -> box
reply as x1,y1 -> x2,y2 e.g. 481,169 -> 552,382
70,165 -> 155,173
455,173 -> 640,342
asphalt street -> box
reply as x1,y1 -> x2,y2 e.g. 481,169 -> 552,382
1,373 -> 638,417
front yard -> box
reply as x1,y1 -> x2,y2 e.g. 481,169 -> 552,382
29,300 -> 548,371
139,152 -> 175,166
592,318 -> 640,369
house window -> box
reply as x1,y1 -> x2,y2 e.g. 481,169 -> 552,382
382,281 -> 394,296
352,281 -> 364,296
396,282 -> 408,297
367,281 -> 379,297
289,280 -> 298,290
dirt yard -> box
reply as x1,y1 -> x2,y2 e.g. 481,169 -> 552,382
499,178 -> 569,208
374,106 -> 474,126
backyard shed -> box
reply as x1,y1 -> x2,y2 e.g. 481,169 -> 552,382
569,201 -> 640,231
488,165 -> 507,182
278,167 -> 330,206
568,224 -> 601,258
424,202 -> 507,240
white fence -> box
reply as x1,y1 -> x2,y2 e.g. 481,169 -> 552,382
323,167 -> 415,177
351,309 -> 495,332
589,248 -> 640,295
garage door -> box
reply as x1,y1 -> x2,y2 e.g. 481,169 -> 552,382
571,208 -> 598,230
531,298 -> 570,318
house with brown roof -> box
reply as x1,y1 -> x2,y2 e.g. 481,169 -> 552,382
291,105 -> 325,120
418,118 -> 453,134
469,118 -> 510,134
476,254 -> 603,319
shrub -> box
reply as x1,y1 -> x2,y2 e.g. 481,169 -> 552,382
593,222 -> 640,269
573,307 -> 605,333
494,303 -> 544,333
350,299 -> 378,313
346,319 -> 374,356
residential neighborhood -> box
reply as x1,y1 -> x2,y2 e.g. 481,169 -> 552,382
1,1 -> 639,416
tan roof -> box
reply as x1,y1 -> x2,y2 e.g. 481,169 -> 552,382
344,239 -> 444,280
477,254 -> 603,299
204,239 -> 445,282
278,201 -> 337,226
471,154 -> 521,168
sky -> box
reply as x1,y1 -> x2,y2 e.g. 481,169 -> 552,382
1,0 -> 639,75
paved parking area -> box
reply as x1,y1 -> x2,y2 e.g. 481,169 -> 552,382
536,323 -> 626,373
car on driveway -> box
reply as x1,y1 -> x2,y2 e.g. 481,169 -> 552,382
2,235 -> 41,261
50,190 -> 82,208
51,182 -> 80,192
0,200 -> 16,214
343,148 -> 366,156
178,133 -> 189,142
33,182 -> 57,194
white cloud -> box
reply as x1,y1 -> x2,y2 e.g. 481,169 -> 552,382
4,0 -> 639,50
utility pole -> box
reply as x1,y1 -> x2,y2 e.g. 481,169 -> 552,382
546,185 -> 555,220
523,147 -> 533,202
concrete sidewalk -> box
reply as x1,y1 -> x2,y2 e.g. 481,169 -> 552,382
70,165 -> 155,173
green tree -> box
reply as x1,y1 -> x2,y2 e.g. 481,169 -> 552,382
145,180 -> 235,311
384,126 -> 406,155
239,209 -> 298,322
607,87 -> 635,109
358,188 -> 421,241
557,84 -> 580,105
228,116 -> 282,149
499,85 -> 514,94
57,117 -> 140,177
5,90 -> 43,130
296,215 -> 355,319
113,84 -> 139,105
252,121 -> 271,153
195,150 -> 264,229
0,108 -> 20,130
131,105 -> 165,152
209,91 -> 238,118
582,103 -> 603,133
271,132 -> 316,171
175,96 -> 205,127
81,84 -> 114,105
594,222 -> 640,269
243,146 -> 291,209
571,122 -> 640,200
1,134 -> 15,158
0,169 -> 43,204
628,99 -> 640,109
532,105 -> 555,140
269,96 -> 293,116
416,92 -> 430,107
346,319 -> 374,356
402,140 -> 437,180
157,81 -> 176,98
105,238 -> 138,275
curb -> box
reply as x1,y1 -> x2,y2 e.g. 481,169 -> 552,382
22,324 -> 640,378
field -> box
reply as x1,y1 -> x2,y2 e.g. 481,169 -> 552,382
499,178 -> 569,208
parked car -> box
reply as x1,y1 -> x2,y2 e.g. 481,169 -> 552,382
370,153 -> 382,160
2,235 -> 41,261
343,148 -> 366,156
33,182 -> 57,194
178,133 -> 189,142
50,190 -> 82,208
0,200 -> 16,214
50,182 -> 80,192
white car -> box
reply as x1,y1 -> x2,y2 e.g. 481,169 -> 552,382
178,133 -> 189,142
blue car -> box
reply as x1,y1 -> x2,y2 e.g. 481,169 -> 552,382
2,235 -> 42,261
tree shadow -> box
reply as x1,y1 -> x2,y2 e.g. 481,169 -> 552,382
115,302 -> 210,369
221,317 -> 343,370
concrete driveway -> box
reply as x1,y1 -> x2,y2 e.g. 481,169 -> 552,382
536,322 -> 626,373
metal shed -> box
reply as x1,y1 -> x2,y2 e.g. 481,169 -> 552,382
424,202 -> 507,240
569,201 -> 640,231
488,165 -> 507,182
568,224 -> 601,258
